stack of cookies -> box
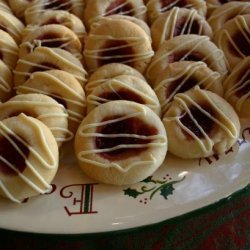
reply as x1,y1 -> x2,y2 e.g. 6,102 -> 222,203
0,0 -> 248,203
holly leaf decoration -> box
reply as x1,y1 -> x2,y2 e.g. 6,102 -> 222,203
160,184 -> 174,200
123,188 -> 141,198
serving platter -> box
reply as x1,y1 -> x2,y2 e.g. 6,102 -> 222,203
0,121 -> 249,235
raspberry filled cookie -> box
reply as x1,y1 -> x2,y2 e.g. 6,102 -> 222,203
75,100 -> 168,185
0,114 -> 59,203
163,87 -> 240,159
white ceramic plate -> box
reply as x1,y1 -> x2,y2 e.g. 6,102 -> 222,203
0,121 -> 249,235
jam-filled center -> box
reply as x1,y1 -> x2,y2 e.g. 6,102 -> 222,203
43,0 -> 71,10
98,88 -> 145,104
0,135 -> 29,177
98,40 -> 134,67
168,51 -> 202,63
166,77 -> 198,99
105,0 -> 134,16
180,104 -> 214,139
160,0 -> 188,11
229,30 -> 250,57
36,33 -> 67,49
173,17 -> 200,37
95,116 -> 158,160
42,18 -> 62,25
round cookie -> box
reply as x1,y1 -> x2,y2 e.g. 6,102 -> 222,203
14,47 -> 87,87
84,18 -> 154,74
146,0 -> 207,24
208,2 -> 250,33
0,30 -> 19,70
9,0 -> 34,18
0,93 -> 70,146
19,24 -> 82,59
85,63 -> 146,95
163,87 -> 240,159
84,0 -> 147,29
0,60 -> 13,102
224,57 -> 250,119
151,7 -> 213,50
0,114 -> 59,203
86,75 -> 161,115
75,100 -> 168,185
154,61 -> 223,115
16,70 -> 86,133
23,10 -> 86,44
146,35 -> 228,85
25,0 -> 85,24
213,14 -> 250,70
0,10 -> 24,44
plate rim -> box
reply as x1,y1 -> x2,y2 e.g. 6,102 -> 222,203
1,183 -> 249,238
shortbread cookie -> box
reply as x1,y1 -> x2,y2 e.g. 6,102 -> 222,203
14,47 -> 87,87
0,10 -> 24,44
146,0 -> 207,24
163,87 -> 240,159
146,35 -> 227,84
19,24 -> 82,59
0,60 -> 13,102
0,114 -> 59,203
213,14 -> 250,70
154,61 -> 223,115
84,0 -> 147,29
75,100 -> 168,185
84,18 -> 154,73
151,7 -> 212,50
87,75 -> 161,115
85,63 -> 146,95
17,70 -> 86,133
224,57 -> 250,119
25,0 -> 84,24
0,30 -> 18,70
23,10 -> 86,43
208,2 -> 250,33
0,93 -> 70,146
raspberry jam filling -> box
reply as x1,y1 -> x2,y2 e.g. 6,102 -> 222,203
168,51 -> 202,63
98,88 -> 145,104
36,33 -> 66,49
230,32 -> 250,57
0,135 -> 29,176
160,0 -> 188,11
42,18 -> 62,25
166,77 -> 198,99
180,105 -> 214,139
173,17 -> 200,37
95,116 -> 158,160
105,0 -> 134,16
98,40 -> 134,67
43,0 -> 71,11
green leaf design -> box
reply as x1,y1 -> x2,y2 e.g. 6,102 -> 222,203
123,188 -> 141,198
160,184 -> 174,199
142,176 -> 156,184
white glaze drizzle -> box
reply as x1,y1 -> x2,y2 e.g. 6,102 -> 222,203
26,0 -> 84,17
17,71 -> 86,124
14,56 -> 87,84
0,13 -> 22,39
154,62 -> 220,113
0,114 -> 58,203
217,15 -> 250,61
87,78 -> 159,111
89,0 -> 147,25
147,36 -> 226,79
164,88 -> 238,153
77,111 -> 166,172
225,68 -> 250,112
84,35 -> 154,67
0,100 -> 73,142
0,75 -> 12,93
